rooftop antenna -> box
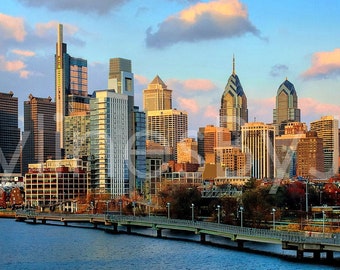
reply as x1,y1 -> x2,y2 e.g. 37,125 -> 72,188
232,54 -> 235,75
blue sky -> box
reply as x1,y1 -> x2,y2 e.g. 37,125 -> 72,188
1,0 -> 340,135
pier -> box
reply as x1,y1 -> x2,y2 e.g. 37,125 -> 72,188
15,210 -> 340,262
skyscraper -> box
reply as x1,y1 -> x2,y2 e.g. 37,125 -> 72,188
219,56 -> 248,145
241,122 -> 275,179
22,94 -> 57,174
310,116 -> 339,177
90,90 -> 128,197
55,23 -> 89,150
273,79 -> 300,136
0,91 -> 20,175
147,109 -> 188,161
143,75 -> 172,112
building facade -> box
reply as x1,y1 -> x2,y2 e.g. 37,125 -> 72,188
273,79 -> 300,136
25,158 -> 89,211
296,131 -> 324,179
0,91 -> 21,175
143,75 -> 172,112
147,109 -> 188,161
22,94 -> 57,174
64,111 -> 90,159
90,90 -> 129,197
177,138 -> 199,164
241,122 -> 275,179
310,116 -> 339,177
219,56 -> 248,145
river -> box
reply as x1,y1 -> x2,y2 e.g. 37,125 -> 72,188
0,218 -> 338,269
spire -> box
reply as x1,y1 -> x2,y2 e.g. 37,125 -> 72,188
232,54 -> 235,75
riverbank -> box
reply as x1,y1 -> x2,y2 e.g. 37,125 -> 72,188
0,210 -> 15,218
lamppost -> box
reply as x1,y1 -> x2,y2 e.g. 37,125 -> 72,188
191,203 -> 195,222
272,208 -> 276,230
119,200 -> 122,216
133,202 -> 136,216
322,210 -> 325,236
166,202 -> 170,219
147,201 -> 151,217
305,179 -> 309,220
216,205 -> 221,224
239,206 -> 244,228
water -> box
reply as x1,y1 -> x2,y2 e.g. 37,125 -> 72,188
0,218 -> 338,270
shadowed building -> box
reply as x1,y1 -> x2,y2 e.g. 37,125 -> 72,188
273,79 -> 300,136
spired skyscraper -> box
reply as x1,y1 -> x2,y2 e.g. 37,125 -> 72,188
273,79 -> 300,136
55,23 -> 89,152
219,56 -> 248,145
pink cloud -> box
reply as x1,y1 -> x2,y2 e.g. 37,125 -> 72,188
35,21 -> 78,37
0,13 -> 26,42
12,49 -> 35,57
4,59 -> 26,72
204,105 -> 219,119
300,97 -> 340,121
168,78 -> 216,92
134,74 -> 149,86
302,48 -> 340,79
248,97 -> 275,123
177,97 -> 199,113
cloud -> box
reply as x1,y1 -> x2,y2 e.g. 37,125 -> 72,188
0,55 -> 31,78
299,97 -> 340,122
302,48 -> 340,79
146,0 -> 261,48
11,49 -> 35,57
177,97 -> 199,113
134,74 -> 149,86
18,0 -> 130,15
168,78 -> 216,93
0,13 -> 26,42
204,105 -> 219,119
248,97 -> 275,124
270,64 -> 288,77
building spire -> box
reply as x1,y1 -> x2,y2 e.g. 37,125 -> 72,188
232,54 -> 235,75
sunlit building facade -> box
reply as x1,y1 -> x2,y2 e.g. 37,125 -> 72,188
241,122 -> 275,179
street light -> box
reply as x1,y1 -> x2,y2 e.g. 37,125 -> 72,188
272,208 -> 276,230
216,205 -> 221,224
239,206 -> 244,228
322,210 -> 325,236
119,200 -> 122,216
191,203 -> 195,222
133,202 -> 136,216
166,202 -> 170,219
147,201 -> 151,217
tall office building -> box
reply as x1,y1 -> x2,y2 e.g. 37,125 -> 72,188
310,116 -> 339,177
22,94 -> 57,174
219,56 -> 248,145
296,131 -> 324,179
197,125 -> 231,164
147,109 -> 188,161
55,23 -> 89,150
64,111 -> 90,159
0,91 -> 20,175
273,79 -> 300,136
241,122 -> 275,179
90,90 -> 128,197
275,122 -> 307,179
143,75 -> 172,112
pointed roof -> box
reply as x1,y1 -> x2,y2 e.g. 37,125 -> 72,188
150,75 -> 167,88
222,56 -> 245,97
277,78 -> 296,95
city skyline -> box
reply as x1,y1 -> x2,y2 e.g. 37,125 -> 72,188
1,0 -> 340,133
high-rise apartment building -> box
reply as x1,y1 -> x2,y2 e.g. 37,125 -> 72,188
90,90 -> 128,197
64,111 -> 90,159
177,138 -> 199,164
143,75 -> 172,112
219,56 -> 248,145
197,125 -> 231,164
147,109 -> 188,161
310,116 -> 339,177
108,57 -> 135,192
275,122 -> 307,179
273,79 -> 300,136
296,131 -> 324,179
241,122 -> 275,179
22,94 -> 57,174
0,91 -> 20,175
55,24 -> 89,150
